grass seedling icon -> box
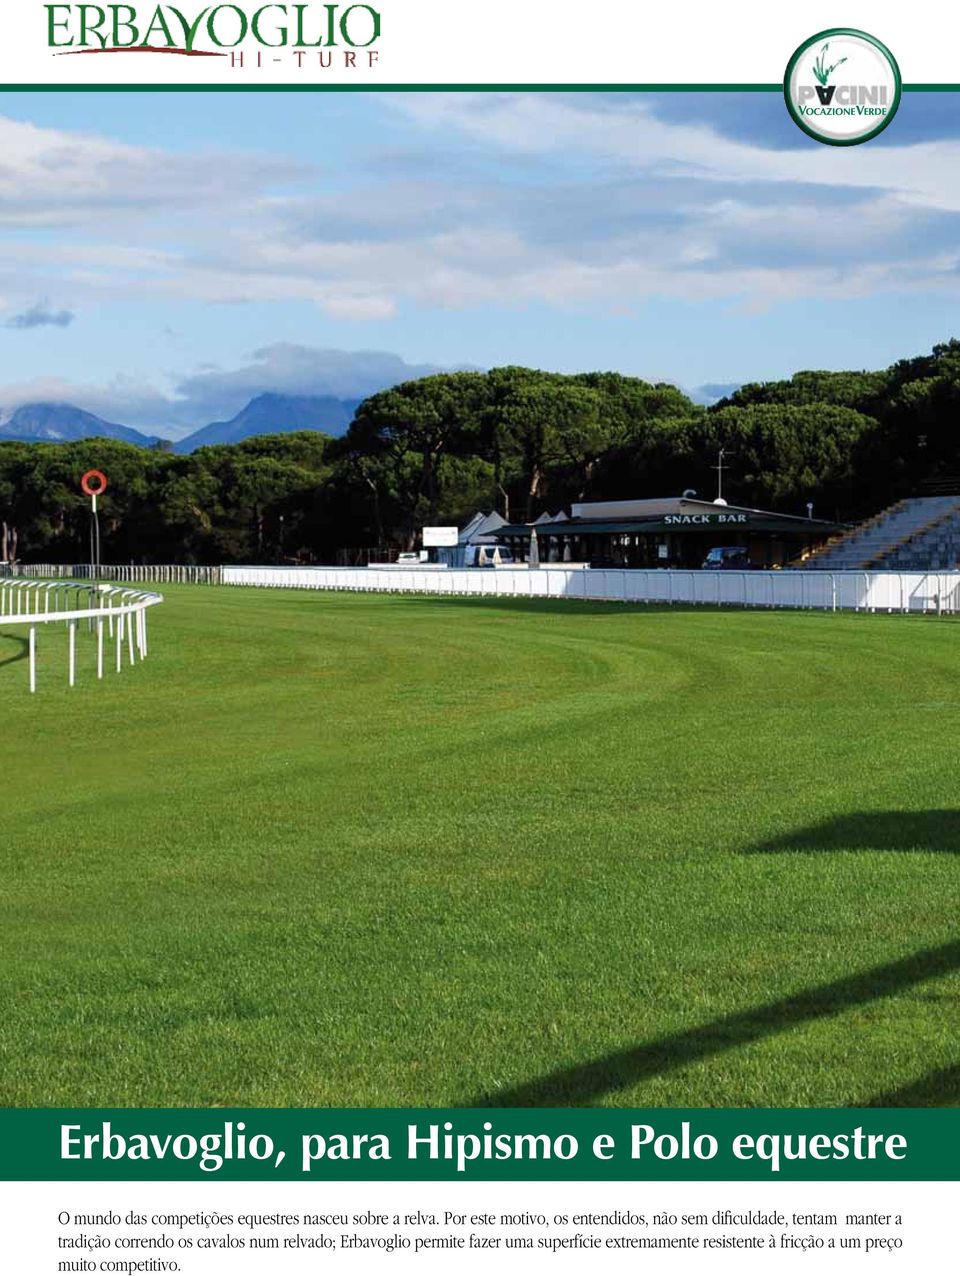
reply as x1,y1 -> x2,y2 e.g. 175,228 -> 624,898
812,43 -> 847,87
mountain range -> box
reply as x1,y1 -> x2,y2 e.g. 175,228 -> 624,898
0,402 -> 163,447
0,392 -> 361,452
172,392 -> 360,451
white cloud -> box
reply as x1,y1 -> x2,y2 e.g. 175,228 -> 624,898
0,373 -> 177,428
0,114 -> 303,226
388,92 -> 960,213
4,99 -> 960,324
172,343 -> 467,420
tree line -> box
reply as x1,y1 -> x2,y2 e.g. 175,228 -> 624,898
4,340 -> 960,564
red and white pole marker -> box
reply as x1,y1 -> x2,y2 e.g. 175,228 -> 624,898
80,470 -> 108,580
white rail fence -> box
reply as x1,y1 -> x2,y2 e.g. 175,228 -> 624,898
220,565 -> 960,614
2,563 -> 221,585
0,579 -> 164,692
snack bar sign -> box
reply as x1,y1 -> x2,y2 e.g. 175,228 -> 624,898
664,513 -> 749,526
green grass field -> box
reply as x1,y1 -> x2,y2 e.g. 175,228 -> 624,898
2,585 -> 959,1108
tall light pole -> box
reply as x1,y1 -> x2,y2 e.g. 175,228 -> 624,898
713,448 -> 734,503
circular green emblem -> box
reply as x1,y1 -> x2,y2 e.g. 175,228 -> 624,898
784,29 -> 901,146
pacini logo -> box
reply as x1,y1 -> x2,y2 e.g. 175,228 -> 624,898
45,3 -> 381,67
784,29 -> 901,145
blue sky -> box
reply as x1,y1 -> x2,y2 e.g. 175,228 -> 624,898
1,89 -> 960,434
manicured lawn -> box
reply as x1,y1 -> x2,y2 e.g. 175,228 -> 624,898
1,585 -> 959,1107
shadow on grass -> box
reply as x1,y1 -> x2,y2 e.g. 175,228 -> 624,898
348,592 -> 960,621
0,632 -> 28,668
750,811 -> 960,855
401,595 -> 873,620
864,1064 -> 960,1107
471,940 -> 960,1107
393,595 -> 663,618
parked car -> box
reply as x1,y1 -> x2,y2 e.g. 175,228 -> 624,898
702,546 -> 753,569
462,544 -> 515,567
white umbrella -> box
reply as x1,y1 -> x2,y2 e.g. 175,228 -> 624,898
492,545 -> 502,566
528,528 -> 540,568
477,545 -> 489,567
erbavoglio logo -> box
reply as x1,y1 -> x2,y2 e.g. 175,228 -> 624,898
44,3 -> 381,66
784,29 -> 901,145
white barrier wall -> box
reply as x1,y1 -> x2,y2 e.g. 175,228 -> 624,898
220,566 -> 960,614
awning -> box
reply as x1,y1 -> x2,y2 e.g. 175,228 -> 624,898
493,516 -> 842,537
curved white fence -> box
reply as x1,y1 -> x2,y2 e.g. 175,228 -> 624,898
220,565 -> 960,615
0,579 -> 163,692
